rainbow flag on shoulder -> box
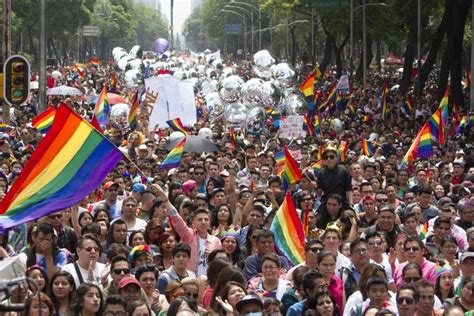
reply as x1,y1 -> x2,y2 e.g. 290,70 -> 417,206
270,192 -> 305,265
0,105 -> 122,231
32,106 -> 56,134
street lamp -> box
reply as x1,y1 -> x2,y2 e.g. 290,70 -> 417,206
350,1 -> 387,89
286,20 -> 309,60
221,9 -> 247,56
230,1 -> 262,50
224,5 -> 254,52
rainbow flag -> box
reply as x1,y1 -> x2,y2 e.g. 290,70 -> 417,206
319,83 -> 337,113
453,101 -> 460,125
348,100 -> 356,118
0,105 -> 122,231
338,141 -> 349,162
32,106 -> 56,134
73,64 -> 85,80
361,139 -> 375,157
429,89 -> 448,145
313,115 -> 321,135
402,98 -> 413,117
166,118 -> 189,136
230,130 -> 238,149
283,146 -> 302,187
0,123 -> 7,132
312,160 -> 322,173
159,138 -> 186,169
90,57 -> 100,68
336,92 -> 349,112
403,122 -> 432,165
419,220 -> 429,240
270,191 -> 305,265
382,82 -> 390,121
92,86 -> 110,131
303,114 -> 314,136
299,67 -> 321,110
109,73 -> 117,94
275,150 -> 285,176
128,91 -> 139,131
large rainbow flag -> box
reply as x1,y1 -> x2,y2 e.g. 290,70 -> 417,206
0,105 -> 122,231
32,106 -> 56,134
270,191 -> 306,265
299,67 -> 321,110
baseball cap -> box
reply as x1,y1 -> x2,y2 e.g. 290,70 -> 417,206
236,295 -> 263,313
461,252 -> 474,262
103,181 -> 119,190
118,276 -> 141,290
132,183 -> 146,193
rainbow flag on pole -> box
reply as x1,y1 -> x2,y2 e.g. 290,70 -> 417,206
32,106 -> 56,134
270,191 -> 306,265
109,73 -> 117,93
0,105 -> 122,231
319,83 -> 337,113
92,86 -> 110,131
338,141 -> 349,162
429,89 -> 448,145
90,57 -> 100,68
275,150 -> 285,176
299,67 -> 321,110
281,146 -> 302,191
128,91 -> 139,131
313,115 -> 321,135
402,97 -> 414,117
402,122 -> 432,165
382,82 -> 390,121
166,118 -> 189,136
303,114 -> 315,136
419,220 -> 429,240
159,138 -> 186,169
361,139 -> 376,157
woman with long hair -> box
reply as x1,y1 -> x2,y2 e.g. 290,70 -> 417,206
303,290 -> 339,316
24,292 -> 56,316
155,231 -> 177,271
49,271 -> 76,316
434,264 -> 455,302
439,236 -> 460,278
69,283 -> 104,316
317,251 -> 343,312
213,281 -> 247,316
26,265 -> 48,294
220,234 -> 245,269
202,258 -> 231,309
211,204 -> 233,230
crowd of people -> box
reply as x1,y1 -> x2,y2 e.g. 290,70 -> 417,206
0,51 -> 472,316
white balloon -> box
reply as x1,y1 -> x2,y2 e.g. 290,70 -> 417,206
129,45 -> 143,59
224,101 -> 247,127
198,127 -> 213,140
124,69 -> 140,87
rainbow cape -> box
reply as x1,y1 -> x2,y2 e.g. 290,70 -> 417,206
32,106 -> 56,134
0,105 -> 122,231
382,82 -> 390,121
429,89 -> 448,145
166,118 -> 189,136
92,86 -> 110,130
128,91 -> 139,131
361,139 -> 376,157
159,138 -> 186,169
270,191 -> 306,265
109,73 -> 117,93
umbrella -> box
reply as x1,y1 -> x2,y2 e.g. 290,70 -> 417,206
165,135 -> 219,152
46,85 -> 82,96
88,93 -> 127,105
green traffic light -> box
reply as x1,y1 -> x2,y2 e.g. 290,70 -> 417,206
12,88 -> 23,99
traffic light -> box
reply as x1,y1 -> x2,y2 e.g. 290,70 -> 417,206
3,55 -> 30,105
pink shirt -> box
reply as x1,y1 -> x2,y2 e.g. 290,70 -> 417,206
328,275 -> 344,315
393,257 -> 437,288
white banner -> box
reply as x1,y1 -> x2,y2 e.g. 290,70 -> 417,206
144,76 -> 197,129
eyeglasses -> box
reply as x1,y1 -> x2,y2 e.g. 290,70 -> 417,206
308,247 -> 324,253
396,296 -> 415,305
404,247 -> 421,252
185,292 -> 199,299
368,240 -> 383,246
376,198 -> 388,203
113,268 -> 131,275
83,246 -> 100,253
323,155 -> 336,160
404,277 -> 421,283
352,248 -> 368,254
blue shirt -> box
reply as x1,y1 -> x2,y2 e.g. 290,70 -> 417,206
286,299 -> 306,316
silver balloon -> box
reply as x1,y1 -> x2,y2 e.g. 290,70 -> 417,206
112,47 -> 128,63
245,106 -> 266,134
283,92 -> 306,115
129,45 -> 143,59
220,75 -> 244,103
118,56 -> 131,71
272,63 -> 296,89
242,78 -> 264,103
205,92 -> 225,119
261,81 -> 282,108
110,103 -> 129,124
221,67 -> 234,78
124,69 -> 140,87
224,101 -> 247,127
331,118 -> 344,133
253,50 -> 275,79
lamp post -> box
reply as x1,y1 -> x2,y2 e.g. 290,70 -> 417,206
287,20 -> 310,60
224,5 -> 254,53
230,1 -> 261,50
221,9 -> 247,56
350,2 -> 387,89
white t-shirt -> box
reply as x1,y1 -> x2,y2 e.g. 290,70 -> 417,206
197,237 -> 207,277
62,261 -> 106,288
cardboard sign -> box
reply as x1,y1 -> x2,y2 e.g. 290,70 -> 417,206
279,115 -> 305,139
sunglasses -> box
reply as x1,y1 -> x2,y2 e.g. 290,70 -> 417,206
113,268 -> 131,275
185,292 -> 199,299
308,247 -> 323,253
83,246 -> 100,253
404,277 -> 421,283
323,155 -> 336,160
404,247 -> 421,252
397,296 -> 415,305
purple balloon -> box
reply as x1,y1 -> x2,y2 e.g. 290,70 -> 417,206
154,38 -> 169,54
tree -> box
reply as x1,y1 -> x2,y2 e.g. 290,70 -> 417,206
135,3 -> 168,51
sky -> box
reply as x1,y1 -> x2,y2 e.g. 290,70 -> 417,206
160,0 -> 193,38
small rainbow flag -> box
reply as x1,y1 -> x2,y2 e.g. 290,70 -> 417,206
338,141 -> 349,162
319,83 -> 337,113
313,115 -> 321,135
429,89 -> 448,145
0,123 -> 7,132
402,98 -> 414,117
348,99 -> 356,118
299,67 -> 321,111
128,91 -> 139,131
275,150 -> 285,176
453,101 -> 460,125
283,146 -> 302,188
0,104 -> 122,230
361,139 -> 375,157
109,73 -> 117,94
230,130 -> 238,149
270,191 -> 306,265
90,57 -> 100,68
159,138 -> 186,170
92,86 -> 110,132
312,160 -> 322,173
74,64 -> 85,80
303,114 -> 314,136
166,118 -> 189,136
419,220 -> 429,240
32,106 -> 56,134
403,122 -> 432,165
382,82 -> 390,121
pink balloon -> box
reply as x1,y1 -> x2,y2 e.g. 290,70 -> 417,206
154,38 -> 169,54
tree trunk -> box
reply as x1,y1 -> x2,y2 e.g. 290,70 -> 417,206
438,47 -> 450,100
375,40 -> 382,70
49,38 -> 61,63
399,18 -> 417,95
415,9 -> 448,95
356,38 -> 373,81
291,27 -> 297,66
334,35 -> 350,79
445,0 -> 471,108
320,29 -> 334,74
